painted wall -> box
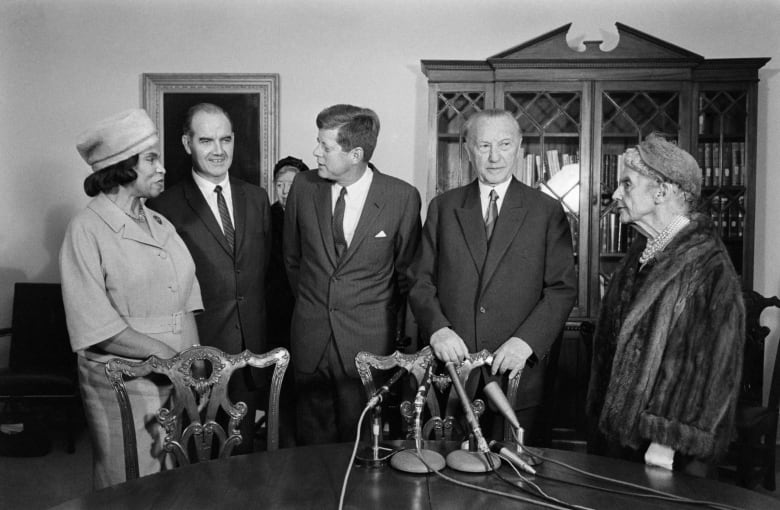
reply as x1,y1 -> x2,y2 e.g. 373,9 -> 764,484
2,0 -> 779,399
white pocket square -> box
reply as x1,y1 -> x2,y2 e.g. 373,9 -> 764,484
374,231 -> 387,238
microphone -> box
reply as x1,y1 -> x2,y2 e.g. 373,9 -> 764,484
489,440 -> 536,475
357,366 -> 409,468
445,362 -> 488,453
366,366 -> 408,409
443,361 -> 502,473
390,363 -> 446,473
482,377 -> 521,431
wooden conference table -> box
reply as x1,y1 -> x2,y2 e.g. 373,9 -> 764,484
53,442 -> 777,509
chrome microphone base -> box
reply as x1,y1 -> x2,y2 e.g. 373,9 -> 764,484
390,448 -> 446,473
355,444 -> 396,468
445,449 -> 502,472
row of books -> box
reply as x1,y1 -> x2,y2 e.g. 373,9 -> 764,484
513,148 -> 579,184
599,211 -> 636,254
697,142 -> 746,187
708,195 -> 745,240
600,154 -> 624,195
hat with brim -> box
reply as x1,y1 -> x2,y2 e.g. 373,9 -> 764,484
76,109 -> 158,172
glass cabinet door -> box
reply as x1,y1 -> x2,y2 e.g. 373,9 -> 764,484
430,84 -> 492,195
695,87 -> 749,279
593,83 -> 686,308
499,83 -> 589,318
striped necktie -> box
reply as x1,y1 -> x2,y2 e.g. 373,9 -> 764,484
485,189 -> 498,241
215,185 -> 234,252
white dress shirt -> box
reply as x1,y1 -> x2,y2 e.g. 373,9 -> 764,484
331,167 -> 374,246
192,170 -> 234,234
478,178 -> 512,219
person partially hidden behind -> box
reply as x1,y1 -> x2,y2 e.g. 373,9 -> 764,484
267,155 -> 309,447
586,134 -> 744,477
284,104 -> 421,445
147,102 -> 271,454
409,109 -> 577,444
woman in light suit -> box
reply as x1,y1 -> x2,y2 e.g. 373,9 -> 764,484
60,109 -> 203,488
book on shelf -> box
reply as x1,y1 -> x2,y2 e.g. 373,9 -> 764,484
731,142 -> 740,186
704,143 -> 713,186
713,144 -> 721,186
722,142 -> 731,186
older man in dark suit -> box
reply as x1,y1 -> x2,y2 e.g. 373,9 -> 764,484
409,109 -> 576,445
284,104 -> 421,445
147,102 -> 271,454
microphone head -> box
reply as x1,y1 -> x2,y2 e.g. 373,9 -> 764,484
483,380 -> 521,431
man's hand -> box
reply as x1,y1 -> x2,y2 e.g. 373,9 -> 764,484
491,337 -> 533,380
430,327 -> 468,363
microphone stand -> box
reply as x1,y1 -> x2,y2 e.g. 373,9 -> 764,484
356,367 -> 408,468
444,362 -> 501,473
390,363 -> 446,473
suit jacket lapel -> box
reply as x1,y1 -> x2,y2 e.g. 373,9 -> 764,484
183,177 -> 233,257
455,182 -> 487,274
231,178 -> 246,255
480,179 -> 527,294
314,179 -> 339,267
339,170 -> 384,267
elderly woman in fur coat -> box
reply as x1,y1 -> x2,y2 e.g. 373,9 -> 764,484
586,134 -> 744,478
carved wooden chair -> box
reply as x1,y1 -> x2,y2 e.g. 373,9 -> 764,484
728,290 -> 780,490
105,345 -> 289,481
355,347 -> 521,444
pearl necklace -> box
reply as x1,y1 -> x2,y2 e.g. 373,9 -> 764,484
639,215 -> 690,266
124,206 -> 147,224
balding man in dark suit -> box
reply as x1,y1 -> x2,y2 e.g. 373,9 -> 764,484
147,103 -> 271,454
284,104 -> 421,445
409,109 -> 576,445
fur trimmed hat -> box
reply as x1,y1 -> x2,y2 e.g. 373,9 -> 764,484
636,133 -> 702,198
76,109 -> 158,172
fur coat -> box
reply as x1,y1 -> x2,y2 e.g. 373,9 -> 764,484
586,213 -> 744,460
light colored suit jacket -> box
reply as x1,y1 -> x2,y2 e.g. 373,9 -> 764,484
283,166 -> 421,377
409,178 -> 576,408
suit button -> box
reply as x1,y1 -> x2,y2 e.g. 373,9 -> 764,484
159,252 -> 168,259
169,284 -> 178,292
235,323 -> 240,329
237,296 -> 245,302
479,306 -> 486,313
235,269 -> 241,274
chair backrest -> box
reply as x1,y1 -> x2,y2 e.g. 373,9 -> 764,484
742,290 -> 780,406
105,345 -> 289,480
10,282 -> 74,373
355,347 -> 520,442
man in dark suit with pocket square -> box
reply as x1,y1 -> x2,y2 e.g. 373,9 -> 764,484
147,102 -> 271,454
284,104 -> 421,445
409,109 -> 576,445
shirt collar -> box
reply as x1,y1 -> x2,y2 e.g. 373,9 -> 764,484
478,177 -> 512,201
332,166 -> 373,196
192,169 -> 230,195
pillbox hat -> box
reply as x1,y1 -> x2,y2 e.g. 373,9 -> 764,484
76,109 -> 158,172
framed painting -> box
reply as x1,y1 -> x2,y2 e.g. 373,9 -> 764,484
141,73 -> 279,191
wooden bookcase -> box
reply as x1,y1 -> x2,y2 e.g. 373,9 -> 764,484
421,23 -> 769,442
422,22 -> 768,322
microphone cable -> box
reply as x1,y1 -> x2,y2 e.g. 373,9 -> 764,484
511,432 -> 746,510
337,404 -> 371,510
410,439 -> 575,510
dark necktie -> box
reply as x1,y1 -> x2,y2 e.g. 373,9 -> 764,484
485,189 -> 499,241
215,185 -> 235,252
333,186 -> 347,259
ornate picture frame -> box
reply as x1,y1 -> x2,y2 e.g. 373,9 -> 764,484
141,73 -> 279,192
